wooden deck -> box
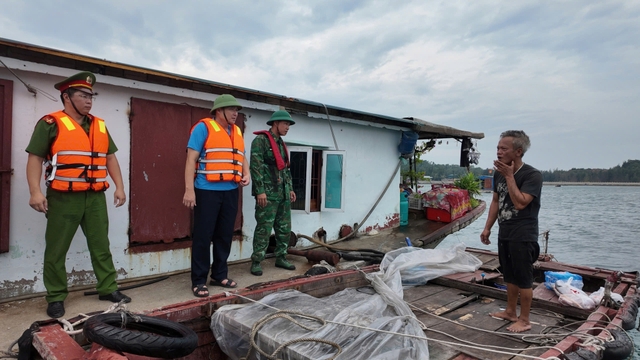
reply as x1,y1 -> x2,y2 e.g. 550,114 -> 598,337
406,280 -> 578,359
203,248 -> 636,360
31,247 -> 638,360
403,248 -> 637,359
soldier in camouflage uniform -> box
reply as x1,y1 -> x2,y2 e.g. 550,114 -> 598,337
250,110 -> 297,276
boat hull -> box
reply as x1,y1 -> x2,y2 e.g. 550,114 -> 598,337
31,246 -> 639,360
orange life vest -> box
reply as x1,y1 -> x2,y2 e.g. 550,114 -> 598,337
45,111 -> 110,192
193,118 -> 245,182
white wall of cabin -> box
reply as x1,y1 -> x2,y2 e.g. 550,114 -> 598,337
0,57 -> 402,299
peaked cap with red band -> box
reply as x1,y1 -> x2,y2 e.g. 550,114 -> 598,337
54,71 -> 96,93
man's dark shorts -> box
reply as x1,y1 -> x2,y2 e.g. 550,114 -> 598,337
498,240 -> 540,289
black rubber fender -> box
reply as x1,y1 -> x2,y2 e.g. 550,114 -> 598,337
304,266 -> 330,276
602,328 -> 634,360
619,300 -> 638,331
563,348 -> 598,360
17,322 -> 40,360
83,313 -> 198,359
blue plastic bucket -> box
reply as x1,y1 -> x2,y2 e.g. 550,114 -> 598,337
398,131 -> 419,155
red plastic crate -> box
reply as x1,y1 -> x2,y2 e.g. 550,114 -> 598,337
425,207 -> 452,223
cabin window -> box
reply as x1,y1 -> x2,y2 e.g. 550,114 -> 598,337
289,147 -> 312,213
289,147 -> 345,213
322,151 -> 345,211
0,79 -> 12,253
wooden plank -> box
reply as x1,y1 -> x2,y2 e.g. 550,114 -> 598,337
479,259 -> 500,271
447,295 -> 553,335
473,253 -> 497,263
404,283 -> 449,303
452,296 -> 580,359
433,294 -> 480,316
410,287 -> 474,314
0,79 -> 13,254
431,276 -> 592,320
33,325 -> 86,360
432,277 -> 509,300
450,355 -> 481,360
538,308 -> 611,358
426,317 -> 527,360
148,267 -> 375,319
426,342 -> 462,360
85,343 -> 129,359
410,288 -> 481,329
532,282 -> 557,301
443,272 -> 478,281
415,295 -> 519,359
473,253 -> 501,272
441,270 -> 501,283
415,293 -> 579,360
441,297 -> 511,331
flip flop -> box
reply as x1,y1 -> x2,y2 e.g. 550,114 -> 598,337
192,284 -> 209,297
209,278 -> 237,288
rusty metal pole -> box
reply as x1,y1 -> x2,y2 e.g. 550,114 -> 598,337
287,249 -> 340,266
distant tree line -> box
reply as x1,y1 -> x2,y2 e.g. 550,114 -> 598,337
540,160 -> 640,182
402,160 -> 485,182
404,159 -> 640,183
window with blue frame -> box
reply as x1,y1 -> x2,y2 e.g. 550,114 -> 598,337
289,147 -> 345,213
322,151 -> 345,210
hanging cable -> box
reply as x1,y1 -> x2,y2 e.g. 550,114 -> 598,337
0,58 -> 57,101
297,158 -> 403,251
321,103 -> 339,151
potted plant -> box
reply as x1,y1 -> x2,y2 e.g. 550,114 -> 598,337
453,172 -> 481,208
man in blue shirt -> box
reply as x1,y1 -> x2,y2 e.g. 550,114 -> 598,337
183,94 -> 250,297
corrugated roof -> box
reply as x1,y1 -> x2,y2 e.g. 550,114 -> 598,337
0,37 -> 483,140
404,117 -> 484,139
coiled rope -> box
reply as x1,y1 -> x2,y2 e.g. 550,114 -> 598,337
242,310 -> 342,360
225,290 -> 611,360
57,301 -> 132,335
1,301 -> 131,359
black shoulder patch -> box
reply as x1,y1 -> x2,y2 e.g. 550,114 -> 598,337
41,115 -> 56,124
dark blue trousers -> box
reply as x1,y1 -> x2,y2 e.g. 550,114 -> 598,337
191,188 -> 238,287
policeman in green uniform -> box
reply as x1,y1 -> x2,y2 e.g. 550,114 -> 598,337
250,110 -> 297,276
26,72 -> 131,318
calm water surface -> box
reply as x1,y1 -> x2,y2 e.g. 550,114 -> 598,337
438,185 -> 640,359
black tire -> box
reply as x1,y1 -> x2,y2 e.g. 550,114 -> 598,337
602,328 -> 634,360
267,231 -> 298,253
619,301 -> 638,331
563,348 -> 598,360
83,313 -> 198,359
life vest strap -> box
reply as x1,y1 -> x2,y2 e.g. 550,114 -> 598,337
56,150 -> 107,157
54,176 -> 108,183
56,163 -> 107,170
198,159 -> 243,166
195,169 -> 242,175
204,148 -> 242,154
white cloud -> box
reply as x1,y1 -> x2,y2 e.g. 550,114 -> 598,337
2,0 -> 639,170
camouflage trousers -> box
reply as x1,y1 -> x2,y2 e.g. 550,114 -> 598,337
251,197 -> 291,262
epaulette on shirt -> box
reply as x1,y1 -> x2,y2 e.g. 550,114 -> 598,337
41,115 -> 56,124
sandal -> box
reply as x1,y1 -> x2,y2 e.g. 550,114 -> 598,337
209,278 -> 237,288
192,284 -> 209,297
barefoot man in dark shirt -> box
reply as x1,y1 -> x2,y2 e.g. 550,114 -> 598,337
480,130 -> 543,333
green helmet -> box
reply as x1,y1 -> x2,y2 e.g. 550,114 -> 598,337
210,94 -> 242,113
267,110 -> 295,125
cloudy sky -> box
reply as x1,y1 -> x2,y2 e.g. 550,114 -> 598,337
2,0 -> 639,171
